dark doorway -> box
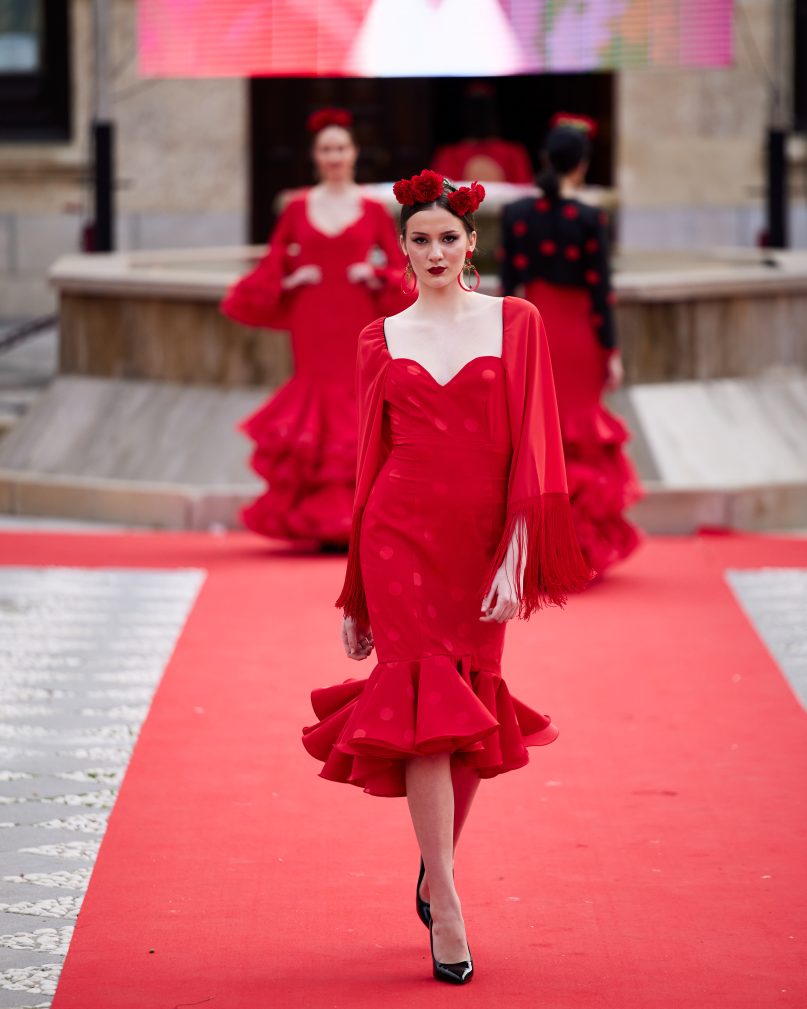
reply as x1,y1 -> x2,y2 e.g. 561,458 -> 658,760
250,73 -> 614,242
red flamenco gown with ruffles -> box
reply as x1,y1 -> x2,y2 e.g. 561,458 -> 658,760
501,196 -> 642,576
528,281 -> 642,575
303,298 -> 591,797
221,194 -> 408,545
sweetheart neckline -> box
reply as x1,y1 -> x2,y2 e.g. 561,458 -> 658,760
389,355 -> 502,389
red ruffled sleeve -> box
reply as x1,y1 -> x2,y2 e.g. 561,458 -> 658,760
482,297 -> 591,615
220,199 -> 300,330
335,318 -> 391,625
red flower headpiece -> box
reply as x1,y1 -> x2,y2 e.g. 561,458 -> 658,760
550,111 -> 598,139
447,181 -> 485,217
393,169 -> 444,206
393,170 -> 485,217
306,107 -> 353,135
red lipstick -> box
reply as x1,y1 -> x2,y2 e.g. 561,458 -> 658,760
428,267 -> 447,276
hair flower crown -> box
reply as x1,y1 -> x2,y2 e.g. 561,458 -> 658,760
393,170 -> 485,216
549,111 -> 597,139
306,107 -> 353,135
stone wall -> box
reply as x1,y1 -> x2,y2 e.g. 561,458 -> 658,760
617,0 -> 806,249
0,0 -> 247,317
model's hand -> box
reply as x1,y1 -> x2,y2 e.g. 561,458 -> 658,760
346,262 -> 379,287
283,264 -> 322,289
480,567 -> 520,623
605,352 -> 624,391
342,616 -> 374,660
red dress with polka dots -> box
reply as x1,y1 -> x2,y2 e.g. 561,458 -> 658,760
303,298 -> 590,797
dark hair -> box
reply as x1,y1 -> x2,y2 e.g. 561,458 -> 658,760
399,188 -> 476,239
537,125 -> 592,201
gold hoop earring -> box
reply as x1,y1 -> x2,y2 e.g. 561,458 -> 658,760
401,260 -> 418,295
458,257 -> 481,293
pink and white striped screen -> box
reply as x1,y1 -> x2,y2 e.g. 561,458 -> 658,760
138,0 -> 734,78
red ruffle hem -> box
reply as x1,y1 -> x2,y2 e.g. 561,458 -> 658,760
302,654 -> 558,797
239,377 -> 355,544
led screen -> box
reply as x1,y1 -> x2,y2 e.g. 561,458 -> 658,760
139,0 -> 734,77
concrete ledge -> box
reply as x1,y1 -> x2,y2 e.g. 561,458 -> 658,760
0,470 -> 255,531
2,468 -> 805,534
630,482 -> 807,535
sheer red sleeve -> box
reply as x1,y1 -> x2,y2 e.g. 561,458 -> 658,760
335,319 -> 391,624
220,200 -> 298,330
483,298 -> 591,615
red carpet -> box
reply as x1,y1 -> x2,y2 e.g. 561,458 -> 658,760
2,531 -> 806,1008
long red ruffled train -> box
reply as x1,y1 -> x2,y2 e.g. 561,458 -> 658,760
527,281 -> 642,576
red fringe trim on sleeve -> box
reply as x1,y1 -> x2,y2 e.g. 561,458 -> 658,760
335,506 -> 370,626
482,492 -> 592,618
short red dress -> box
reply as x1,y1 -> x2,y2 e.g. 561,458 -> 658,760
221,193 -> 408,545
302,298 -> 590,797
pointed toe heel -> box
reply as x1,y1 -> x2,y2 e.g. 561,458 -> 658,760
429,922 -> 474,985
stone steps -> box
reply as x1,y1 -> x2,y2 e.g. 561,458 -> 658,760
0,372 -> 805,533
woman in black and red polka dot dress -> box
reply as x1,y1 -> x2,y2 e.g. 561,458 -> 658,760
500,115 -> 642,577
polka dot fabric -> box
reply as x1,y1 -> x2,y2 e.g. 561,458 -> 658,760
302,356 -> 558,797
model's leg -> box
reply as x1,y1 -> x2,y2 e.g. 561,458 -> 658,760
406,754 -> 470,964
419,758 -> 480,903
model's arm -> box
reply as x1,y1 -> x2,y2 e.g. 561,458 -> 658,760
480,517 -> 526,623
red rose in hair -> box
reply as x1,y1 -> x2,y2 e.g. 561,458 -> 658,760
306,107 -> 353,135
393,179 -> 416,206
469,181 -> 486,209
411,169 -> 444,203
447,187 -> 474,217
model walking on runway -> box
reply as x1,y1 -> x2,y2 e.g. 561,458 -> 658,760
303,170 -> 589,983
500,114 -> 642,576
221,108 -> 407,548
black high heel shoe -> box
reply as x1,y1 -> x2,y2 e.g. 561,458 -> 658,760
416,858 -> 431,928
429,920 -> 474,985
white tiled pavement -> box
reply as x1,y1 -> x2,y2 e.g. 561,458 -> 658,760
0,568 -> 204,1009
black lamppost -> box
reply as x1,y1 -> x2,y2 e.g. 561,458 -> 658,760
91,0 -> 114,252
765,0 -> 792,249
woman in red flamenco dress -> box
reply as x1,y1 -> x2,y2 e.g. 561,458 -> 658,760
302,171 -> 590,984
221,109 -> 408,547
500,115 -> 642,576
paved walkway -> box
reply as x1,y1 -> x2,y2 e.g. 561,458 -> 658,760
0,566 -> 202,1007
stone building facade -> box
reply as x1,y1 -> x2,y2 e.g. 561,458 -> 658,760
0,0 -> 802,316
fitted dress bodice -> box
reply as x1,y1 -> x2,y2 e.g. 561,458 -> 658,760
361,356 -> 512,667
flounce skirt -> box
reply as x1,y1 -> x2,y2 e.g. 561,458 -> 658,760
240,376 -> 356,545
302,653 -> 558,797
